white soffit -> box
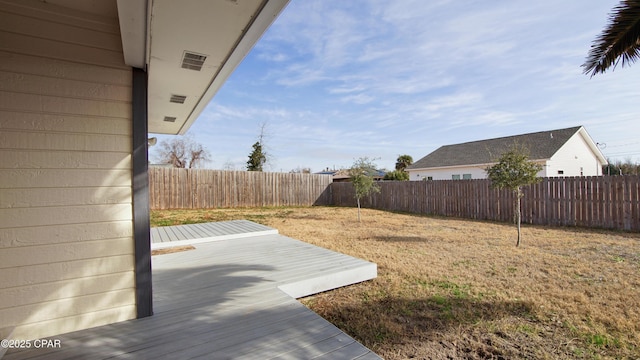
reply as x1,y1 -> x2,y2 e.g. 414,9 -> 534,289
144,0 -> 289,135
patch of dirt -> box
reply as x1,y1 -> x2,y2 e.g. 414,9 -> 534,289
151,245 -> 196,256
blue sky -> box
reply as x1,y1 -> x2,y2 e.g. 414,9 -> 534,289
150,0 -> 640,172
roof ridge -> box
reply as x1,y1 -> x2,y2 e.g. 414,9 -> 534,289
444,125 -> 583,147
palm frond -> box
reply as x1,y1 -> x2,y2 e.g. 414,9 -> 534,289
583,0 -> 640,77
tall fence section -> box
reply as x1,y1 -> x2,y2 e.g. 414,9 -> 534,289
149,168 -> 639,231
149,168 -> 332,209
331,176 -> 640,231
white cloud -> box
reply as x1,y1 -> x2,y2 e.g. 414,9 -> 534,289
340,94 -> 375,105
165,0 -> 640,172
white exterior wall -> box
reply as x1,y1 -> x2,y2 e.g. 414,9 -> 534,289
0,1 -> 136,340
408,165 -> 489,181
408,161 -> 549,181
545,132 -> 604,177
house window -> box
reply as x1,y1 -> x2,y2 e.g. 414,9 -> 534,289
427,176 -> 433,181
558,170 -> 564,175
462,174 -> 472,180
452,174 -> 461,180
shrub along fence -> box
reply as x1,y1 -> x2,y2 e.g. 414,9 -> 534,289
149,167 -> 332,209
330,176 -> 640,231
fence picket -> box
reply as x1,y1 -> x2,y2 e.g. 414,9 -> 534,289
149,168 -> 333,210
328,176 -> 639,231
149,169 -> 639,231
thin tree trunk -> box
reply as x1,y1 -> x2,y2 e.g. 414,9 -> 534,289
516,194 -> 521,247
357,198 -> 361,222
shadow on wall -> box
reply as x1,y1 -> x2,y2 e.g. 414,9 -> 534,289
313,183 -> 334,206
0,153 -> 137,342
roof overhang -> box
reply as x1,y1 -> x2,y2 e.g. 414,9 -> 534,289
576,127 -> 608,165
117,0 -> 289,134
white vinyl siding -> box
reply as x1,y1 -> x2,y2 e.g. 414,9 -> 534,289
0,0 -> 136,340
547,132 -> 604,177
409,162 -> 547,181
409,166 -> 491,181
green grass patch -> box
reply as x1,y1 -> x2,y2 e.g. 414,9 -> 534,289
586,333 -> 621,349
517,324 -> 536,335
431,280 -> 471,299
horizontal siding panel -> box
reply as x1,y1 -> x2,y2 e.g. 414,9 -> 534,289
2,272 -> 135,309
0,204 -> 132,228
10,305 -> 136,340
0,150 -> 131,169
0,169 -> 131,188
0,71 -> 131,101
0,111 -> 131,135
0,221 -> 133,248
0,237 -> 133,269
0,51 -> 131,85
0,130 -> 130,152
0,255 -> 135,288
1,288 -> 134,325
0,31 -> 126,69
0,0 -> 121,34
0,187 -> 131,208
0,10 -> 122,52
0,0 -> 135,341
0,91 -> 130,118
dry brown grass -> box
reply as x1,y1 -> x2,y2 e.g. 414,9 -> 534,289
151,206 -> 640,359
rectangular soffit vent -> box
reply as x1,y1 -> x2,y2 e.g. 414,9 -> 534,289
163,116 -> 177,123
170,94 -> 187,104
181,52 -> 207,71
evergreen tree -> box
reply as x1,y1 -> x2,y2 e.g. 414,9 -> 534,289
383,170 -> 409,181
246,141 -> 266,171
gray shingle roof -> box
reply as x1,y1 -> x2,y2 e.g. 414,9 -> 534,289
407,126 -> 583,170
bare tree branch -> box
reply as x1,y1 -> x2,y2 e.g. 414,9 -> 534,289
156,135 -> 210,168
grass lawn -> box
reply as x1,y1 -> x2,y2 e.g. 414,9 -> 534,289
151,206 -> 640,359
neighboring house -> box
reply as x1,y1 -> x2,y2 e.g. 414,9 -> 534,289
0,0 -> 289,341
406,126 -> 607,181
316,169 -> 352,182
316,169 -> 386,182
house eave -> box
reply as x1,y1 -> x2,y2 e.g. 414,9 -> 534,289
576,127 -> 608,165
177,0 -> 289,135
117,0 -> 147,69
116,0 -> 290,135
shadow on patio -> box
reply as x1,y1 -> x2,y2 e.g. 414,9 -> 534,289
6,224 -> 379,359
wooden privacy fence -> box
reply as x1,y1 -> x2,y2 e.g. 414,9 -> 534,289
330,176 -> 640,231
149,168 -> 333,209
